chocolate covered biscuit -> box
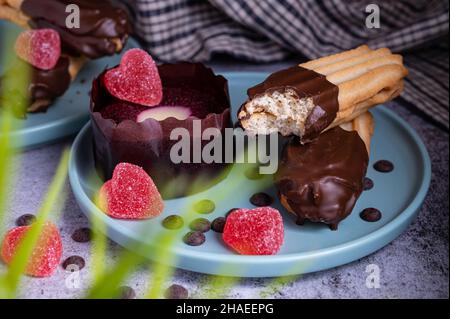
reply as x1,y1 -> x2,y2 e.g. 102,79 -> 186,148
275,112 -> 374,230
0,55 -> 85,116
1,0 -> 131,58
238,45 -> 407,143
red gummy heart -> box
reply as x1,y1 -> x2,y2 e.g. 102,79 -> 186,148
15,29 -> 61,70
104,49 -> 163,107
98,163 -> 164,219
223,207 -> 284,255
1,222 -> 62,277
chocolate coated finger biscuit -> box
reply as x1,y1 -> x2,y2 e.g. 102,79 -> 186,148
239,45 -> 407,143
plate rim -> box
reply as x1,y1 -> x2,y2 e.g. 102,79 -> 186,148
69,72 -> 431,275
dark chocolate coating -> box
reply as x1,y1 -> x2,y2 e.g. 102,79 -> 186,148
21,0 -> 131,59
0,57 -> 71,116
30,57 -> 71,103
275,127 -> 369,230
246,66 -> 339,143
90,63 -> 232,199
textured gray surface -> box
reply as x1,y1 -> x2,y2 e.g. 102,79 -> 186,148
2,60 -> 449,299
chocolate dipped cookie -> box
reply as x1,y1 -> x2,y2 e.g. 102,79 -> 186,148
238,45 -> 407,143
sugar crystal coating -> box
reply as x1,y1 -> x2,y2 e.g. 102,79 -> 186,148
104,48 -> 163,107
15,29 -> 61,70
98,163 -> 164,219
223,207 -> 284,255
1,222 -> 62,277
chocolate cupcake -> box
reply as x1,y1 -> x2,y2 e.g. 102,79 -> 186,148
90,61 -> 232,198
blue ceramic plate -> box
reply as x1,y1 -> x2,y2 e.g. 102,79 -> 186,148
0,20 -> 141,149
69,72 -> 431,277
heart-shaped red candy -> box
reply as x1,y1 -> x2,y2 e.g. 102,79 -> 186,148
1,222 -> 62,277
98,163 -> 164,219
223,207 -> 284,255
15,29 -> 61,70
104,49 -> 163,107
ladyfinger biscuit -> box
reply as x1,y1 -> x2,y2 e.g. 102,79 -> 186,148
336,64 -> 407,111
339,111 -> 374,153
326,54 -> 404,84
275,112 -> 374,230
238,45 -> 407,143
2,0 -> 21,9
300,45 -> 371,70
0,2 -> 28,28
331,80 -> 404,127
311,48 -> 392,75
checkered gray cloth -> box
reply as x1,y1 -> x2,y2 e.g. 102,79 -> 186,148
127,0 -> 449,128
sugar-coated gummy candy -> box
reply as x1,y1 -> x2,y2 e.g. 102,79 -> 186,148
15,29 -> 61,70
104,48 -> 163,107
98,163 -> 164,219
223,207 -> 284,255
1,222 -> 62,277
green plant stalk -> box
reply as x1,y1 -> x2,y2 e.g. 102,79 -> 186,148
145,158 -> 266,299
0,150 -> 69,298
87,139 -> 274,299
86,248 -> 144,299
143,172 -> 228,299
0,35 -> 29,234
89,206 -> 108,287
0,110 -> 15,235
193,164 -> 272,297
197,275 -> 241,299
258,258 -> 316,298
259,275 -> 299,299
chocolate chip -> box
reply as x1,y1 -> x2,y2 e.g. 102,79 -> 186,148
162,215 -> 184,230
373,160 -> 394,173
193,199 -> 215,214
211,217 -> 226,233
360,208 -> 382,222
189,218 -> 211,233
15,214 -> 36,226
165,284 -> 188,299
71,227 -> 92,243
118,286 -> 136,299
62,255 -> 85,271
244,166 -> 264,180
225,208 -> 239,217
183,231 -> 205,246
250,192 -> 273,207
363,177 -> 374,191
